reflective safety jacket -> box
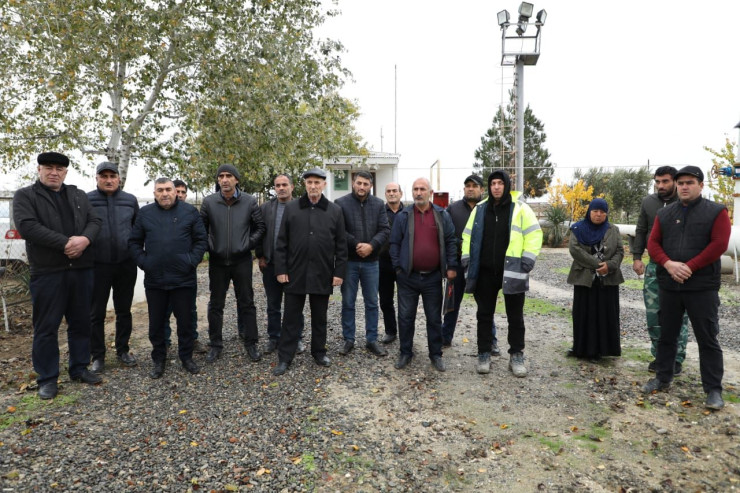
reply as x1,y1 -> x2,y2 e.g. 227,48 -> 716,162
461,192 -> 542,294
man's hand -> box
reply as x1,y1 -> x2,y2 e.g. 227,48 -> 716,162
277,274 -> 289,284
258,257 -> 267,273
446,269 -> 457,280
356,243 -> 373,258
64,236 -> 91,259
632,259 -> 645,276
596,262 -> 609,276
332,277 -> 343,287
665,260 -> 692,283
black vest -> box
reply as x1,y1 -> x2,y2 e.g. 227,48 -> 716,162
655,197 -> 725,291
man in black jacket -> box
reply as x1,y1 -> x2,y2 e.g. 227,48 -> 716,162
13,152 -> 103,399
200,164 -> 266,363
272,168 -> 348,376
378,182 -> 403,344
335,171 -> 390,357
256,174 -> 304,354
129,178 -> 207,379
87,162 -> 140,374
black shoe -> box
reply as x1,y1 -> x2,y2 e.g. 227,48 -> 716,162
71,369 -> 103,385
117,352 -> 137,367
642,378 -> 670,394
395,353 -> 412,370
149,360 -> 165,379
491,342 -> 501,356
91,358 -> 105,374
674,362 -> 682,376
246,344 -> 262,362
297,340 -> 306,354
206,347 -> 222,363
38,382 -> 58,400
193,340 -> 209,354
338,340 -> 355,356
273,361 -> 289,376
705,390 -> 724,410
366,341 -> 388,357
314,355 -> 331,367
431,356 -> 446,372
182,359 -> 199,374
381,334 -> 397,344
442,340 -> 452,348
648,360 -> 656,372
264,339 -> 278,354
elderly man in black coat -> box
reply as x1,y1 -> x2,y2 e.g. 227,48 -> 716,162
272,168 -> 348,375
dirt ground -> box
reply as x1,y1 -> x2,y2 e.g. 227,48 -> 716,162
1,251 -> 739,492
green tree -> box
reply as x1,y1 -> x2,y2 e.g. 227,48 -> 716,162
0,0 -> 360,190
473,90 -> 554,198
704,138 -> 735,223
573,167 -> 610,198
603,168 -> 652,223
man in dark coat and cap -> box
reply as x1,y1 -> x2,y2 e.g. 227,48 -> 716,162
272,168 -> 348,375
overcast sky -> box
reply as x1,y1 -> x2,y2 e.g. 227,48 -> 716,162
320,0 -> 740,200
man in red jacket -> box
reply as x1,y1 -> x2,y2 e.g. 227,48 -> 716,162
643,166 -> 731,410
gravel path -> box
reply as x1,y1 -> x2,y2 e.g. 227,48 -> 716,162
1,248 -> 738,492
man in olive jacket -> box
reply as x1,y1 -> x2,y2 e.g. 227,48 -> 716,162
13,152 -> 103,399
200,164 -> 266,363
272,168 -> 347,376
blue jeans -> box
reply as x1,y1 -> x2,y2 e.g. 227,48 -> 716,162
397,270 -> 444,359
341,261 -> 380,343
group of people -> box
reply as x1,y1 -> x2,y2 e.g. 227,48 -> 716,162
565,165 -> 731,410
13,152 -> 731,411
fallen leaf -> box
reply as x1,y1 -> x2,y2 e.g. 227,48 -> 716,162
478,468 -> 486,473
228,437 -> 238,443
331,429 -> 343,435
597,465 -> 605,470
569,426 -> 578,432
500,424 -> 508,430
7,406 -> 17,413
225,485 -> 238,491
681,446 -> 689,452
350,445 -> 359,451
190,441 -> 198,447
371,388 -> 380,393
20,429 -> 31,436
179,410 -> 187,415
290,457 -> 302,464
462,337 -> 469,343
681,400 -> 692,407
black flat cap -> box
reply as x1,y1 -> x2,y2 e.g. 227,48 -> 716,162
302,168 -> 327,180
37,152 -> 70,167
464,174 -> 483,186
675,165 -> 704,182
96,162 -> 119,174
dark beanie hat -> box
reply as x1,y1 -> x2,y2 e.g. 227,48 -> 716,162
37,152 -> 70,167
216,164 -> 241,181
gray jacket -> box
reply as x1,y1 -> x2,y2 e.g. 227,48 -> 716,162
567,224 -> 625,287
632,192 -> 678,261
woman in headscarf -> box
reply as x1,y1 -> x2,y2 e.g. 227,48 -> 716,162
566,198 -> 624,359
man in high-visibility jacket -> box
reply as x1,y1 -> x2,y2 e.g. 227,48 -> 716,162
462,169 -> 542,377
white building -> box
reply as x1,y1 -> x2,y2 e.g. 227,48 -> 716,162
323,152 -> 400,201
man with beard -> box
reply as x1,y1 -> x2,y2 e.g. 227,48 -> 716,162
335,171 -> 390,357
632,166 -> 689,375
272,168 -> 347,376
462,170 -> 542,377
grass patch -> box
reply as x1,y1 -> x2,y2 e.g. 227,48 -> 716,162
553,267 -> 570,275
573,424 -> 611,451
621,346 -> 653,365
301,452 -> 316,472
0,392 -> 80,431
719,286 -> 740,306
523,298 -> 569,318
724,393 -> 740,404
561,382 -> 577,390
539,437 -> 565,454
622,279 -> 643,290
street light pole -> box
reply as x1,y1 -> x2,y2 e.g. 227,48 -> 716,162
498,3 -> 546,194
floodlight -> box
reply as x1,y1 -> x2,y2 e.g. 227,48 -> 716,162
536,9 -> 547,26
497,9 -> 510,27
518,2 -> 534,18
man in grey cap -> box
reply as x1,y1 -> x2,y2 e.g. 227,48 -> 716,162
13,152 -> 103,399
200,164 -> 266,363
87,162 -> 140,374
272,168 -> 348,375
643,165 -> 732,410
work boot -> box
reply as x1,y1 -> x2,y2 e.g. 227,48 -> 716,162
508,352 -> 527,378
705,390 -> 724,410
477,352 -> 491,374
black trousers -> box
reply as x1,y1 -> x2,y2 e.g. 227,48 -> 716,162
378,258 -> 397,336
30,269 -> 93,385
474,269 -> 525,355
278,293 -> 329,364
657,288 -> 723,392
90,259 -> 137,360
146,287 -> 195,363
207,259 -> 258,348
